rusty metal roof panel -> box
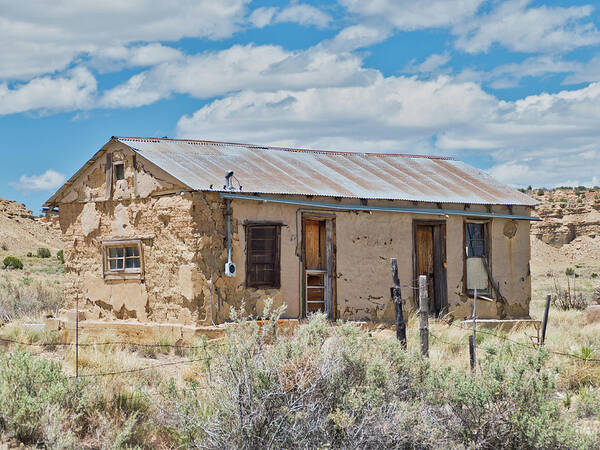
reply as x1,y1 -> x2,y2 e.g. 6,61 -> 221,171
116,137 -> 537,206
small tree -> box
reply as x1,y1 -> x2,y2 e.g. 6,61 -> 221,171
3,256 -> 23,270
56,250 -> 64,264
37,248 -> 51,259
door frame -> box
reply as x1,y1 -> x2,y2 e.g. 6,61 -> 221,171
412,219 -> 448,316
301,213 -> 336,319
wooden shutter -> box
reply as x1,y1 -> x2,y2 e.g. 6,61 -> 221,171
246,225 -> 280,288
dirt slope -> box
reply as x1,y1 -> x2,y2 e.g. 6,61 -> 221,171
0,198 -> 62,256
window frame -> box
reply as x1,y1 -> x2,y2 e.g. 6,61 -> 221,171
102,239 -> 144,280
113,162 -> 125,181
245,224 -> 281,289
463,220 -> 491,295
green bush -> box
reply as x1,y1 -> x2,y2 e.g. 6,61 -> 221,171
37,248 -> 51,259
1,243 -> 7,251
56,249 -> 64,264
537,189 -> 544,196
26,252 -> 33,257
3,256 -> 23,270
159,310 -> 596,449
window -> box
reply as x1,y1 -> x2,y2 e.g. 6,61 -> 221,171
114,163 -> 125,181
465,222 -> 489,293
102,240 -> 143,279
466,223 -> 486,258
246,225 -> 281,288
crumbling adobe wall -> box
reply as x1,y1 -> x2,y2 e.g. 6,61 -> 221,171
448,205 -> 533,320
58,142 -> 232,326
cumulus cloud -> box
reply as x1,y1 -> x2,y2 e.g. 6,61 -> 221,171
175,76 -> 600,189
100,44 -> 378,108
0,67 -> 96,115
340,0 -> 483,31
0,0 -> 250,80
11,170 -> 66,191
250,4 -> 331,29
453,0 -> 600,54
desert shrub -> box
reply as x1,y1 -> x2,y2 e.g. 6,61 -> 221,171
575,387 -> 600,418
1,243 -> 7,251
537,189 -> 544,196
3,256 -> 23,270
37,247 -> 51,258
594,287 -> 600,305
551,272 -> 587,311
158,309 -> 595,449
428,345 -> 590,449
26,252 -> 33,257
56,249 -> 64,264
0,279 -> 63,321
0,351 -> 88,445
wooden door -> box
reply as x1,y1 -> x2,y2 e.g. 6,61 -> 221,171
415,223 -> 447,316
303,218 -> 334,317
416,225 -> 435,312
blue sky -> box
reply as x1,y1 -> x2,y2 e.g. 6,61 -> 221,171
2,0 -> 600,213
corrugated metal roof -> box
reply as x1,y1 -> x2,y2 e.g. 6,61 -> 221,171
114,137 -> 536,206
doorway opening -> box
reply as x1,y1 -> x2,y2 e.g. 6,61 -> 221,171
302,215 -> 336,319
413,220 -> 447,317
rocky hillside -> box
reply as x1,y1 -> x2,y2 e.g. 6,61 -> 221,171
0,198 -> 62,255
531,187 -> 600,247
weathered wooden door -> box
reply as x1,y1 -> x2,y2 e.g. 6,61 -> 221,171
415,223 -> 447,316
303,218 -> 335,318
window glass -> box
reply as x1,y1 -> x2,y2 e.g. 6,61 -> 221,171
466,223 -> 486,258
105,243 -> 141,274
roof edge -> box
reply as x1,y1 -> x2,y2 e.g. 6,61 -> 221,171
116,136 -> 456,160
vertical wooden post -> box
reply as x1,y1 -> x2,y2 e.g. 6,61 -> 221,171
75,296 -> 79,379
541,294 -> 551,346
471,288 -> 477,372
419,275 -> 429,357
390,259 -> 406,349
469,335 -> 475,372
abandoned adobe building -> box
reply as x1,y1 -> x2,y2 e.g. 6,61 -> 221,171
45,136 -> 538,329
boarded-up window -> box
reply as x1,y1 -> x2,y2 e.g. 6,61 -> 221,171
102,240 -> 144,280
246,225 -> 280,288
465,222 -> 489,292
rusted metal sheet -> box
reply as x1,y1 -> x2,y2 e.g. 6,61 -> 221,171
110,137 -> 537,206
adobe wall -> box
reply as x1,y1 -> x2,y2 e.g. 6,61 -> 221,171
55,140 -> 532,325
228,198 -> 533,322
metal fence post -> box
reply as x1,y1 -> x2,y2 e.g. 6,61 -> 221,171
419,275 -> 429,357
471,288 -> 477,373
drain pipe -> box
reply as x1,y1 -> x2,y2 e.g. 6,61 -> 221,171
224,171 -> 237,277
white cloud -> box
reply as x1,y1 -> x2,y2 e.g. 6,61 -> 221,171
404,53 -> 451,74
11,170 -> 66,191
340,0 -> 483,31
100,44 -> 378,108
0,0 -> 250,80
176,76 -> 600,189
453,0 -> 600,54
0,67 -> 96,115
250,4 -> 331,29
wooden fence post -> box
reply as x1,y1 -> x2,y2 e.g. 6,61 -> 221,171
541,294 -> 551,346
390,258 -> 407,349
419,275 -> 429,357
469,335 -> 475,372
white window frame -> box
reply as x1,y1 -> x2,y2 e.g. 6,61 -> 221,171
102,239 -> 144,280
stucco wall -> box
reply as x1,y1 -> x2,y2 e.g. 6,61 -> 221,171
56,141 -> 533,325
